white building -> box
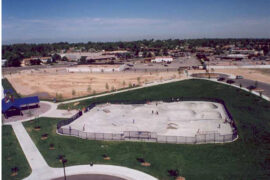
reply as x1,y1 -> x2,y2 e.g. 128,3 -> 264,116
227,54 -> 248,59
66,64 -> 127,73
151,56 -> 173,63
2,59 -> 7,66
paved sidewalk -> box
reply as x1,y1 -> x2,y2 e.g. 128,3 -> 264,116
11,122 -> 158,180
12,122 -> 55,179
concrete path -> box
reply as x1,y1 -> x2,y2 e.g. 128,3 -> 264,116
11,122 -> 158,180
11,122 -> 55,178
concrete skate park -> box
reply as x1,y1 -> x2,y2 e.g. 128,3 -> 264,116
60,101 -> 236,144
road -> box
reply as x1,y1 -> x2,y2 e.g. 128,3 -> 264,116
233,78 -> 270,97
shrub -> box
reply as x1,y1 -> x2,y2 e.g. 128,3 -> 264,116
167,169 -> 179,177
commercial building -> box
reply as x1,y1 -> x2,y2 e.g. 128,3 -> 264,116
151,56 -> 173,63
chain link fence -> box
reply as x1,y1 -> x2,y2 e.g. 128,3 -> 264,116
57,128 -> 237,144
57,98 -> 238,144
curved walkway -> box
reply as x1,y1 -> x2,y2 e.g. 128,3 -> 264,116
11,121 -> 157,180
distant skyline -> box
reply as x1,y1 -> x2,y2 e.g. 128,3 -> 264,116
2,0 -> 270,44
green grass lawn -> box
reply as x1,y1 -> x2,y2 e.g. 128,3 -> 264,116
2,78 -> 20,98
2,125 -> 31,180
24,79 -> 270,180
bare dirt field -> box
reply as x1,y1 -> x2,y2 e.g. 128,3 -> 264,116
5,68 -> 182,100
190,69 -> 270,84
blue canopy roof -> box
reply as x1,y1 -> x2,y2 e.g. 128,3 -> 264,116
2,96 -> 40,113
4,89 -> 14,94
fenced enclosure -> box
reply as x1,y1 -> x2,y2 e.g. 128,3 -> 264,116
57,128 -> 237,144
57,98 -> 238,144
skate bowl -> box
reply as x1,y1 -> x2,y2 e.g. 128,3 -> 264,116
57,100 -> 238,144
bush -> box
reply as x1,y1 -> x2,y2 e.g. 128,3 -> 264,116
167,169 -> 179,177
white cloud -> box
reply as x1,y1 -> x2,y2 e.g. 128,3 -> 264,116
3,17 -> 270,43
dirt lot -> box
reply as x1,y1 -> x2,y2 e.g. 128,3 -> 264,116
5,68 -> 182,100
190,69 -> 270,84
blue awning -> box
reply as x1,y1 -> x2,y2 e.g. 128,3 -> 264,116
2,96 -> 40,113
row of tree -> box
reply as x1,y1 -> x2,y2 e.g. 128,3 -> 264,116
2,39 -> 270,67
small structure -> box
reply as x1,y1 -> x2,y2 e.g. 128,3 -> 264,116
66,64 -> 127,73
40,57 -> 52,64
151,56 -> 173,63
2,59 -> 7,66
2,96 -> 40,118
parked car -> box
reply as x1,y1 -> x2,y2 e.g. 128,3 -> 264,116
236,75 -> 244,79
226,79 -> 235,84
217,77 -> 225,81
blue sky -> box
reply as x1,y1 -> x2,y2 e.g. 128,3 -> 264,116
2,0 -> 270,44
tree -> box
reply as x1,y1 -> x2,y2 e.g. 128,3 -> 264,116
142,51 -> 148,58
87,85 -> 91,92
72,90 -> 76,96
111,86 -> 115,91
52,53 -> 61,62
79,56 -> 87,64
56,93 -> 63,101
162,48 -> 169,56
137,77 -> 141,84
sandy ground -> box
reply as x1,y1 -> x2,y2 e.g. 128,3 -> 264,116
5,68 -> 181,99
63,101 -> 233,137
190,69 -> 270,84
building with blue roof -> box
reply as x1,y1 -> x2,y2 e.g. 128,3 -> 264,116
2,96 -> 40,118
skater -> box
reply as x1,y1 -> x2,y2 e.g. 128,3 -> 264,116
83,124 -> 85,131
218,124 -> 221,128
133,119 -> 135,124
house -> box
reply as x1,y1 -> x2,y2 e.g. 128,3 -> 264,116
21,57 -> 40,66
151,56 -> 173,63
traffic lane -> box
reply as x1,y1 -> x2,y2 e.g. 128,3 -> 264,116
233,78 -> 270,97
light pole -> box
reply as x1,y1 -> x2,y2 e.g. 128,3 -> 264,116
62,158 -> 67,180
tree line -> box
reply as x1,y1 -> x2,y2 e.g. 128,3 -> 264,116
2,39 -> 270,67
